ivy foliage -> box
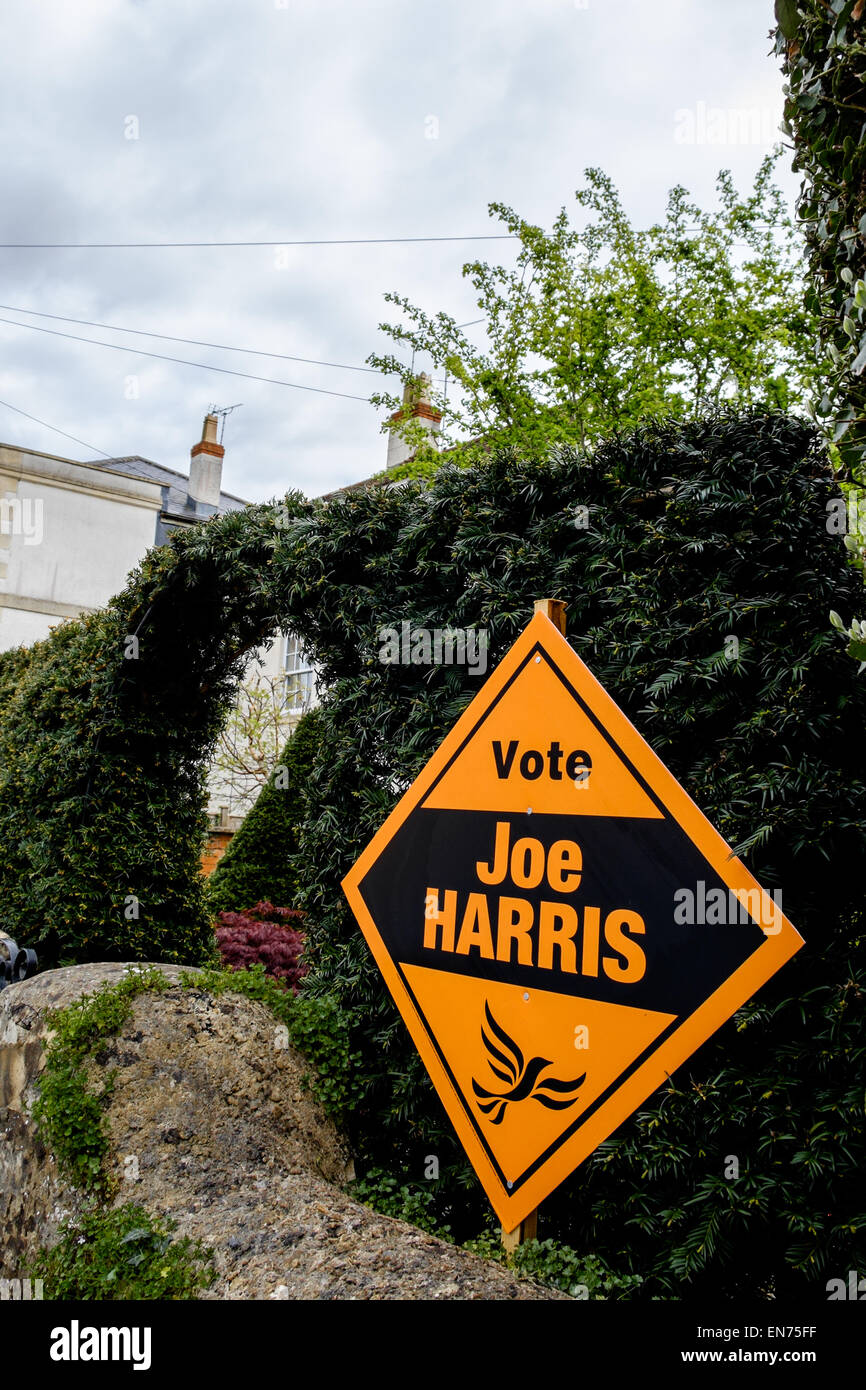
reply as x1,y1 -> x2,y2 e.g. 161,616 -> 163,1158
36,964 -> 355,1155
349,1165 -> 455,1239
775,0 -> 866,659
776,0 -> 866,476
32,965 -> 171,1195
206,709 -> 322,916
32,1204 -> 214,1301
30,967 -> 215,1300
464,1232 -> 644,1301
29,963 -> 349,1298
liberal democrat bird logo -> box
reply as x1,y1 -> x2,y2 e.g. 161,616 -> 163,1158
472,1002 -> 587,1125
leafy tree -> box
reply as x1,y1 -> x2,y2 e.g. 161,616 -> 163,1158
368,155 -> 822,476
209,671 -> 295,814
206,708 -> 322,917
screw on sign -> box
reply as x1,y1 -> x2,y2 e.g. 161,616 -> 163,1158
341,600 -> 804,1237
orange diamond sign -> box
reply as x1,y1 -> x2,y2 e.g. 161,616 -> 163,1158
341,609 -> 805,1231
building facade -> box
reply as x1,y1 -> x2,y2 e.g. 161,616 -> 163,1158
0,415 -> 304,827
0,381 -> 436,829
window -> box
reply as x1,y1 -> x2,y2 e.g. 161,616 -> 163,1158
283,635 -> 316,713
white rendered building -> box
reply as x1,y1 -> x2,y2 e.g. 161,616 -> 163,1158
0,414 -> 314,824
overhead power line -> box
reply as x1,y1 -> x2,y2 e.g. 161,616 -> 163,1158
0,226 -> 788,252
0,396 -> 113,458
0,303 -> 383,375
0,315 -> 371,402
0,234 -> 519,250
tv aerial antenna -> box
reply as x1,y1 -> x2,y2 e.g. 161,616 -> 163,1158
208,402 -> 243,444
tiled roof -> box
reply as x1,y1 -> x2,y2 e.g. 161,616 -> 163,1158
95,455 -> 248,520
317,472 -> 391,502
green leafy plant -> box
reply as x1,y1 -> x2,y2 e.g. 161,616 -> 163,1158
830,608 -> 866,667
32,966 -> 171,1194
775,0 -> 866,657
32,1203 -> 214,1301
464,1232 -> 643,1300
350,1165 -> 454,1239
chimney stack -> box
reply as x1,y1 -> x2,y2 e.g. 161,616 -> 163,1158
189,413 -> 224,507
386,373 -> 442,470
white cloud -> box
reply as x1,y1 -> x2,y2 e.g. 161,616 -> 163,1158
0,0 -> 799,501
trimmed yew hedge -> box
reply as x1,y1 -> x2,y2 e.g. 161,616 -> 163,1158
0,407 -> 863,1295
0,508 -> 284,968
278,410 -> 866,1297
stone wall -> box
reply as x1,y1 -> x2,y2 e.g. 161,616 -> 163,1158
0,963 -> 559,1300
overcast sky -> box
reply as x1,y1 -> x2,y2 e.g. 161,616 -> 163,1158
0,0 -> 795,502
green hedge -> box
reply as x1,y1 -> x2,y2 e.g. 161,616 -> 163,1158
1,405 -> 862,1295
0,507 -> 288,967
277,410 -> 866,1297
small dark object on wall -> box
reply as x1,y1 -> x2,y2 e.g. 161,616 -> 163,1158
0,931 -> 38,990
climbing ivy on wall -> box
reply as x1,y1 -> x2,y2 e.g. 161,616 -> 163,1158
775,0 -> 866,661
776,0 -> 866,475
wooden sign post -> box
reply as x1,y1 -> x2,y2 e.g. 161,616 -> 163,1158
501,600 -> 566,1251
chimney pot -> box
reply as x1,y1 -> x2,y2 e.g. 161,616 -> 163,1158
386,373 -> 442,470
189,412 -> 224,507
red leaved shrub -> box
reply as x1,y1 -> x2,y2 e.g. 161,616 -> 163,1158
214,901 -> 307,990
